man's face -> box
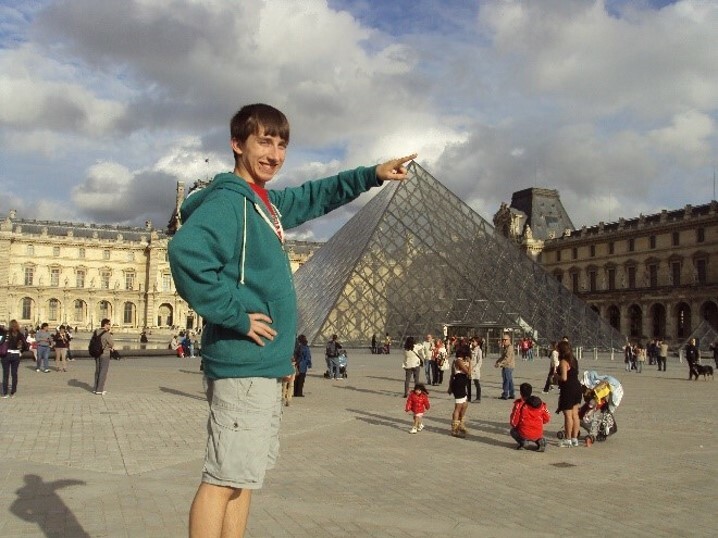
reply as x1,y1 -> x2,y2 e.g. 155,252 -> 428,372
232,126 -> 287,186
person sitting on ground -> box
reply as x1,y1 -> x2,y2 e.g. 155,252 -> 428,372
510,382 -> 550,451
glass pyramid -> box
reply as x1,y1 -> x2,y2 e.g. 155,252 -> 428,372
294,162 -> 624,350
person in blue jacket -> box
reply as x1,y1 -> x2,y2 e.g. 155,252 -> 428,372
169,103 -> 415,538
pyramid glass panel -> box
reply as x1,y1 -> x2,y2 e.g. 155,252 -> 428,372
294,162 -> 624,349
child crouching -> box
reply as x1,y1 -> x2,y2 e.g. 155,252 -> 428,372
510,382 -> 550,451
405,383 -> 430,434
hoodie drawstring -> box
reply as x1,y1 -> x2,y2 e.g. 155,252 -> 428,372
240,197 -> 247,285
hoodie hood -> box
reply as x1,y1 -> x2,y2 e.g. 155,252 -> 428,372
180,172 -> 254,224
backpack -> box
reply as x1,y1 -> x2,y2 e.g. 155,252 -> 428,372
88,330 -> 105,358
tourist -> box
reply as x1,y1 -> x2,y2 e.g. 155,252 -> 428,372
431,338 -> 447,386
1,320 -> 27,398
422,333 -> 434,385
92,319 -> 114,396
509,382 -> 549,451
293,335 -> 311,399
685,338 -> 700,380
556,341 -> 583,447
35,323 -> 53,373
469,337 -> 482,403
402,336 -> 423,398
325,334 -> 342,379
542,341 -> 559,393
449,349 -> 471,437
167,102 -> 416,538
657,338 -> 668,371
495,333 -> 516,400
405,383 -> 430,434
53,326 -> 70,372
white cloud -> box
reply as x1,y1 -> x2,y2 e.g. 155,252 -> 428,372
0,0 -> 716,240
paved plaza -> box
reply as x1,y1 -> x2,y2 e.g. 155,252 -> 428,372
0,349 -> 716,537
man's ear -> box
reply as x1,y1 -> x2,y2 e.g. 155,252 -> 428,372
230,138 -> 243,155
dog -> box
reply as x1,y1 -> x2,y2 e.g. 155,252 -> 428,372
691,363 -> 714,380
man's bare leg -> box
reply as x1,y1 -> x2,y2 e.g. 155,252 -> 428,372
189,483 -> 252,538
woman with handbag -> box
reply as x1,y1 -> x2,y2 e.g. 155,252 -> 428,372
431,339 -> 447,386
53,326 -> 70,372
402,336 -> 423,398
1,320 -> 27,398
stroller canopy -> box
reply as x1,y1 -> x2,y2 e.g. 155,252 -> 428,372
582,370 -> 623,412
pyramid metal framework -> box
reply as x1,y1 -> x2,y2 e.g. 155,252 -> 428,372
294,162 -> 624,349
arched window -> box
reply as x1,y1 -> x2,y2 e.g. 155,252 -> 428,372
675,302 -> 691,339
628,304 -> 642,338
649,304 -> 666,338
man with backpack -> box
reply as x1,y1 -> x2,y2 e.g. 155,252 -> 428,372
91,318 -> 114,395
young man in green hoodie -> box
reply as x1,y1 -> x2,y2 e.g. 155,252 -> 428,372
169,103 -> 415,537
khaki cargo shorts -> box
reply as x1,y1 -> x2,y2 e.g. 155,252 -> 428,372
201,376 -> 283,489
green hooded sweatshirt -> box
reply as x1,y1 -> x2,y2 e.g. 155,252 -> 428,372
168,167 -> 380,380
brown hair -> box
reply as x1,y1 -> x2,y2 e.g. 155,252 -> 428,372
230,104 -> 290,146
557,340 -> 577,369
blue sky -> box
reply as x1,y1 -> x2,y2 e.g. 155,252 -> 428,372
1,0 -> 716,240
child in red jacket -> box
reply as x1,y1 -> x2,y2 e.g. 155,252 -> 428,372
405,383 -> 430,434
510,382 -> 550,451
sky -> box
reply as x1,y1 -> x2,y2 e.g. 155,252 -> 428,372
1,0 -> 716,241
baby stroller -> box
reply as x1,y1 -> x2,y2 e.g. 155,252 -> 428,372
336,350 -> 348,378
579,371 -> 623,445
556,370 -> 622,445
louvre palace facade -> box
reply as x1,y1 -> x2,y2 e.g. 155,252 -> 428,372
530,200 -> 718,343
0,209 -> 320,332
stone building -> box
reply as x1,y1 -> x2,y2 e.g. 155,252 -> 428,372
493,187 -> 575,260
0,207 -> 320,332
536,201 -> 718,342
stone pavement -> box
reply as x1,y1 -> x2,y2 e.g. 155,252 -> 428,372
0,350 -> 715,537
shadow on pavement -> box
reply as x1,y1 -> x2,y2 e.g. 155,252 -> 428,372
348,408 -> 513,448
11,474 -> 89,538
332,384 -> 398,397
159,386 -> 205,401
178,369 -> 203,375
67,378 -> 94,393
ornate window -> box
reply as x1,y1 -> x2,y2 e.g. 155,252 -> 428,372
101,271 -> 111,290
125,272 -> 135,291
76,270 -> 85,288
22,297 -> 33,320
24,266 -> 34,286
123,302 -> 135,324
162,273 -> 172,292
50,267 -> 60,287
74,300 -> 85,323
49,298 -> 60,321
627,266 -> 636,289
671,261 -> 681,286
